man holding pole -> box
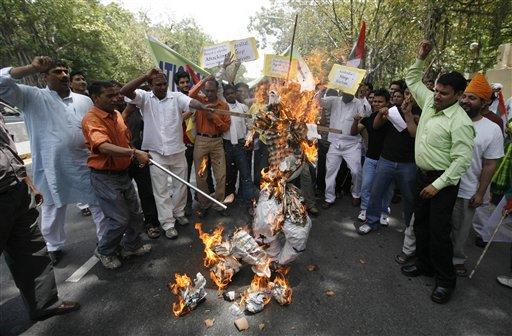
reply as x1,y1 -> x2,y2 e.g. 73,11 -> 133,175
120,69 -> 208,239
82,80 -> 151,269
402,40 -> 475,303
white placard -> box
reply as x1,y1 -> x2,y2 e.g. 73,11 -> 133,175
201,43 -> 232,68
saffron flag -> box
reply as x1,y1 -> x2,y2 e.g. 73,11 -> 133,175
346,21 -> 366,68
146,35 -> 210,92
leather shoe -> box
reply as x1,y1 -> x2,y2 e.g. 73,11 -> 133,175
401,264 -> 433,277
431,286 -> 453,304
31,301 -> 80,321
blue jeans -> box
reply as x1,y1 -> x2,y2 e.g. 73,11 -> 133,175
224,140 -> 256,203
360,157 -> 393,212
366,158 -> 416,229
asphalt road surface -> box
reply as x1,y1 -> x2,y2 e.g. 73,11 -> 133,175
1,195 -> 511,336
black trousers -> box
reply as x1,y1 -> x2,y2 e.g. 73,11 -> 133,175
128,161 -> 160,229
316,140 -> 329,193
253,142 -> 269,188
0,181 -> 58,319
413,170 -> 458,288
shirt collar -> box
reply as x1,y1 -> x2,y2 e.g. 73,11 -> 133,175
91,106 -> 115,119
431,101 -> 460,118
149,90 -> 171,101
45,86 -> 73,101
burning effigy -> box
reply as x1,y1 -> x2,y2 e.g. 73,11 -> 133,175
169,80 -> 320,318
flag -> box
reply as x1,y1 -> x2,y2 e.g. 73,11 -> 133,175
347,21 -> 366,68
282,47 -> 316,91
146,35 -> 210,92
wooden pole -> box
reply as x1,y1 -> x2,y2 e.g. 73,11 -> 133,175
286,13 -> 299,82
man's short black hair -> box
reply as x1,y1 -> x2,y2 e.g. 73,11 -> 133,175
325,88 -> 338,97
174,70 -> 190,85
437,71 -> 467,93
235,82 -> 249,91
223,84 -> 236,92
389,80 -> 405,91
373,88 -> 391,101
205,78 -> 219,89
393,88 -> 405,95
148,73 -> 167,85
70,70 -> 85,79
43,59 -> 68,74
362,82 -> 374,91
88,80 -> 115,97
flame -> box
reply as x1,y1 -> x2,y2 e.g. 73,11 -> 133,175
240,274 -> 272,307
270,268 -> 293,305
300,140 -> 318,165
198,155 -> 208,178
170,273 -> 192,317
195,223 -> 223,268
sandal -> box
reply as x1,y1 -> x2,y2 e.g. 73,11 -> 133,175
395,252 -> 415,265
454,264 -> 467,277
146,227 -> 161,239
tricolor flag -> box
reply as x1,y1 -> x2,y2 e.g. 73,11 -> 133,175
346,21 -> 366,68
282,47 -> 316,91
146,35 -> 210,92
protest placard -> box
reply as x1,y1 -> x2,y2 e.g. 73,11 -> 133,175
201,42 -> 233,69
263,54 -> 298,79
232,37 -> 259,63
327,65 -> 367,95
201,37 -> 259,68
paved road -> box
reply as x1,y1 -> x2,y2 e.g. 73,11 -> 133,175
1,196 -> 511,335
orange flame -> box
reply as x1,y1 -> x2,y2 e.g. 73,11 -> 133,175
240,274 -> 272,307
300,140 -> 318,165
198,155 -> 208,178
270,268 -> 293,305
195,223 -> 223,268
170,273 -> 192,317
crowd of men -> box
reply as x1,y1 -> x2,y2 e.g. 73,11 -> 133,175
1,40 -> 512,321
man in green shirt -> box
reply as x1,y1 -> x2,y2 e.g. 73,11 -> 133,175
401,40 -> 475,304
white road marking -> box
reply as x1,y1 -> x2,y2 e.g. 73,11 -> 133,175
65,256 -> 99,283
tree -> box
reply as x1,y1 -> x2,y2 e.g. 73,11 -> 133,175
248,0 -> 512,86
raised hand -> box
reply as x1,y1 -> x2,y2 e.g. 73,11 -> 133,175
145,68 -> 163,81
222,52 -> 236,68
418,40 -> 433,60
31,56 -> 53,73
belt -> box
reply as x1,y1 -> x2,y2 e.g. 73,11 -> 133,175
418,168 -> 444,179
197,133 -> 221,138
91,168 -> 128,176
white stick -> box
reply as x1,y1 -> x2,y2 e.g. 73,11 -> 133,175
149,159 -> 227,210
469,212 -> 508,279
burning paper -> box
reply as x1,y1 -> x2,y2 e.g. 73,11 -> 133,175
198,155 -> 209,178
230,229 -> 271,278
240,275 -> 272,313
170,272 -> 207,317
269,268 -> 293,305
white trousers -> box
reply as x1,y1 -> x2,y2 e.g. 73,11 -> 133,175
40,204 -> 106,251
402,213 -> 416,256
324,141 -> 362,203
149,151 -> 188,230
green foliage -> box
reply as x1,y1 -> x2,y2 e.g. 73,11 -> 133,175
249,0 -> 512,86
0,0 -> 214,84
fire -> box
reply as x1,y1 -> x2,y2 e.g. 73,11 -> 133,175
170,273 -> 192,317
270,268 -> 293,305
195,223 -> 223,267
198,155 -> 208,177
300,140 -> 318,165
240,274 -> 272,307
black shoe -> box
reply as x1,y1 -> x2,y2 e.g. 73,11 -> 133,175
48,250 -> 64,266
31,301 -> 81,321
401,264 -> 433,277
474,236 -> 487,248
431,286 -> 453,304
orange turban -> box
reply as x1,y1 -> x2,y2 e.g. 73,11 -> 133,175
465,73 -> 493,102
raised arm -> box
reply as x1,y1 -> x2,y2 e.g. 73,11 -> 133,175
120,69 -> 161,100
373,107 -> 389,129
402,98 -> 418,137
350,114 -> 365,135
405,40 -> 434,109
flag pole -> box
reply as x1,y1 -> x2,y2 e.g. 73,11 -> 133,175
286,13 -> 299,82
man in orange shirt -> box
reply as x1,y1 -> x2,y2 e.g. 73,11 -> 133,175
82,80 -> 151,269
189,76 -> 231,217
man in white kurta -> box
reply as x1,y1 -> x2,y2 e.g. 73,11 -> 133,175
0,57 -> 106,263
320,93 -> 364,207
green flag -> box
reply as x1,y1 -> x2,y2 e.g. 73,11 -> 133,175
146,35 -> 210,91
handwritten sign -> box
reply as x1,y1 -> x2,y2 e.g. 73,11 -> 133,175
201,42 -> 232,69
201,37 -> 259,69
327,64 -> 367,95
232,37 -> 259,63
263,54 -> 298,79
